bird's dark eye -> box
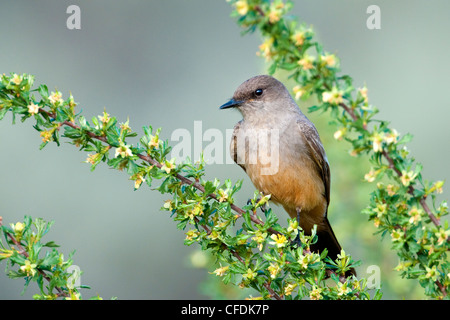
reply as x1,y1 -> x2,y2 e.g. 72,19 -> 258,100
254,88 -> 263,96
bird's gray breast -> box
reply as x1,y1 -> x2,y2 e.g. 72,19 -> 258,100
231,117 -> 306,176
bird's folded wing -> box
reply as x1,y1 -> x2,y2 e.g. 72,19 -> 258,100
296,120 -> 331,206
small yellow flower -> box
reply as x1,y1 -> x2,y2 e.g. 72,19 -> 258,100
384,129 -> 399,144
148,135 -> 159,149
352,279 -> 363,291
291,31 -> 305,46
321,54 -> 337,68
394,261 -> 411,272
267,263 -> 281,279
322,87 -> 343,105
133,174 -> 145,190
373,217 -> 381,228
163,200 -> 173,211
185,229 -> 200,241
292,85 -> 305,100
251,229 -> 267,251
284,282 -> 297,296
11,73 -> 22,85
114,144 -> 133,158
235,0 -> 249,16
98,111 -> 110,124
12,222 -> 25,233
287,219 -> 299,237
425,265 -> 438,281
49,91 -> 63,105
212,265 -> 229,277
258,37 -> 274,61
371,132 -> 384,153
190,203 -> 203,217
208,230 -> 220,241
242,268 -> 257,281
269,233 -> 288,248
430,181 -> 444,194
40,130 -> 53,143
298,54 -> 314,70
309,285 -> 323,300
374,203 -> 387,218
68,93 -> 76,108
333,128 -> 346,141
435,181 -> 444,194
27,102 -> 40,115
85,153 -> 100,165
268,7 -> 282,24
20,260 -> 37,277
400,170 -> 417,187
435,228 -> 450,246
120,120 -> 131,132
349,149 -> 360,157
337,282 -> 351,296
217,188 -> 229,202
391,229 -> 404,242
298,254 -> 309,269
161,159 -> 176,173
408,206 -> 422,225
364,168 -> 378,183
359,87 -> 369,103
386,184 -> 398,196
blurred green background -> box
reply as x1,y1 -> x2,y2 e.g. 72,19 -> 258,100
0,1 -> 449,299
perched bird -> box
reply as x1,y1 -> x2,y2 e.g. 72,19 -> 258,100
220,75 -> 354,276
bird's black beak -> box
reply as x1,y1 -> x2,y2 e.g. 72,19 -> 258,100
219,98 -> 243,110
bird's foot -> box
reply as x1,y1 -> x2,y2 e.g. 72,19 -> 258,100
290,232 -> 303,248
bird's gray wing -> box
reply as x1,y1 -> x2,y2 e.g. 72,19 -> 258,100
296,120 -> 330,206
230,120 -> 246,172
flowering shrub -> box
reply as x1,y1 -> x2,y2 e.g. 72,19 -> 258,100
0,0 -> 448,300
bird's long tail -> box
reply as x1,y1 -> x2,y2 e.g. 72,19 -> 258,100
310,218 -> 356,277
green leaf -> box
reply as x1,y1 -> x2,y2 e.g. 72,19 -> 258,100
126,160 -> 140,176
43,241 -> 60,248
203,180 -> 217,195
308,105 -> 321,112
39,250 -> 60,269
38,84 -> 48,98
91,116 -> 99,128
7,270 -> 24,280
9,251 -> 27,265
398,133 -> 413,145
242,211 -> 255,231
106,130 -> 120,147
264,208 -> 278,228
268,62 -> 278,75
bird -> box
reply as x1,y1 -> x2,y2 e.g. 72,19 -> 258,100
219,75 -> 355,276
